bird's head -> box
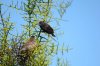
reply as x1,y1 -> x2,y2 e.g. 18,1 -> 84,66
29,36 -> 35,41
31,36 -> 35,38
39,21 -> 44,26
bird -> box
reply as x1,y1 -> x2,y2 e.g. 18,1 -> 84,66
18,36 -> 38,65
20,36 -> 37,52
39,21 -> 55,37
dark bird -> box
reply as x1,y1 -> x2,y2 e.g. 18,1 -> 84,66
39,21 -> 55,37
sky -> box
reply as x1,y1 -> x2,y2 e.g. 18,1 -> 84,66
1,0 -> 100,66
61,0 -> 100,66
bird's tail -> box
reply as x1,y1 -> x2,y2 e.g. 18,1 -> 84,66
52,33 -> 56,37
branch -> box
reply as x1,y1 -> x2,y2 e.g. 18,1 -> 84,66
0,4 -> 4,27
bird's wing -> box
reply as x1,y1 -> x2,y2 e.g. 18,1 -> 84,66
46,24 -> 54,33
44,23 -> 53,31
21,40 -> 36,51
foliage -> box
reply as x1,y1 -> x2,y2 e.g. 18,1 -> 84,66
0,0 -> 71,66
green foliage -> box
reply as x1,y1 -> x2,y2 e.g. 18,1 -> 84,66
0,0 -> 71,66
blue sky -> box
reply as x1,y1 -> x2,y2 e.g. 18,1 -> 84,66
1,0 -> 100,66
61,0 -> 100,66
